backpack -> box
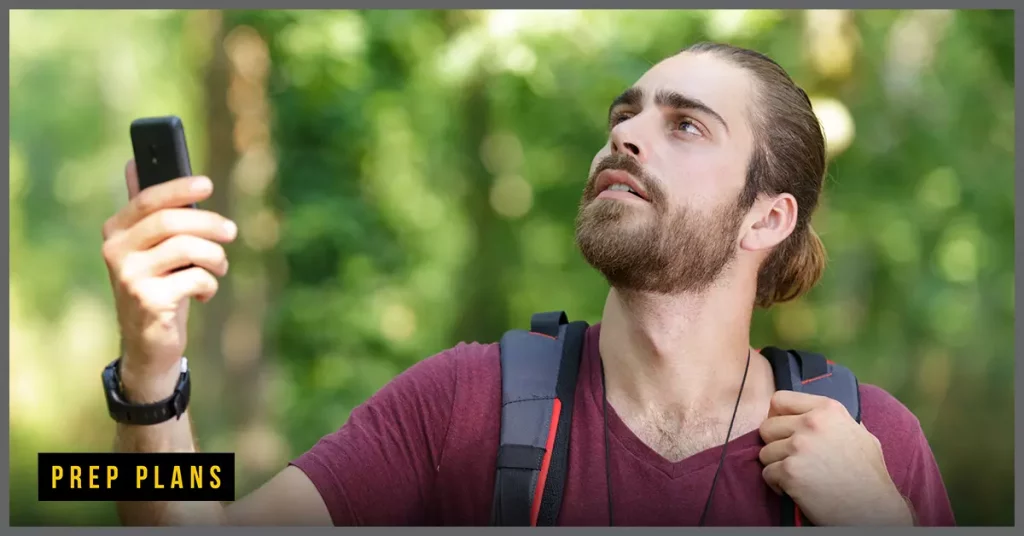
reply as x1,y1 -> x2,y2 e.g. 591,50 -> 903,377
489,311 -> 861,527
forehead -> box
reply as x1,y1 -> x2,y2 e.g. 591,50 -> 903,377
632,51 -> 757,134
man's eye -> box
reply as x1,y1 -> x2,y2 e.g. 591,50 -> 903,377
678,119 -> 701,136
610,112 -> 633,127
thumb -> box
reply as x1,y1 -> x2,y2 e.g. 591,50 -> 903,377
125,159 -> 141,200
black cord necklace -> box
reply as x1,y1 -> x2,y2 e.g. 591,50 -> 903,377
599,349 -> 752,527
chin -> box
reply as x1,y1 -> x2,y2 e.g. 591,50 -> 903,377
582,199 -> 649,224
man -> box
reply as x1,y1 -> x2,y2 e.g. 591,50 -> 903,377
100,42 -> 955,526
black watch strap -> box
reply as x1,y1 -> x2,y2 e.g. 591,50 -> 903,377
102,357 -> 190,425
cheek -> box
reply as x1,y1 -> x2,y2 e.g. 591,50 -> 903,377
672,149 -> 746,206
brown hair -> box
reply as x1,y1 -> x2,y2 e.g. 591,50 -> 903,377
683,42 -> 829,308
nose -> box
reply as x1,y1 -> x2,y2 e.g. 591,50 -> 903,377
610,121 -> 646,163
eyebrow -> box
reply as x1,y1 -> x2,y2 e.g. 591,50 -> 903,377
608,86 -> 730,134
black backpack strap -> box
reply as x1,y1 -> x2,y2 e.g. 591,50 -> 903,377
490,311 -> 588,526
531,311 -> 568,338
761,347 -> 862,527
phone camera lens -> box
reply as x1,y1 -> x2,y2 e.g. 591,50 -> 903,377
148,144 -> 159,165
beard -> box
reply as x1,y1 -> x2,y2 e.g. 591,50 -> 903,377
574,153 -> 747,295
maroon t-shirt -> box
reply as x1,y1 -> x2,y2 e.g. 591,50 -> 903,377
290,324 -> 955,526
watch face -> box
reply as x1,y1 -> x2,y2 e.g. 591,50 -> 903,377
102,360 -> 119,392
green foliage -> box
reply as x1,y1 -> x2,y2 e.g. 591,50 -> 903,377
9,9 -> 1014,526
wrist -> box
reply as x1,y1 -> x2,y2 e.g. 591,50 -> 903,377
119,357 -> 186,404
103,356 -> 191,427
896,495 -> 917,526
879,487 -> 915,526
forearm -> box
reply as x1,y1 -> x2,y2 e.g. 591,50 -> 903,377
873,484 -> 916,526
113,361 -> 227,526
900,495 -> 918,526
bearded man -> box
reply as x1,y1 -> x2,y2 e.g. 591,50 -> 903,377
99,42 -> 955,526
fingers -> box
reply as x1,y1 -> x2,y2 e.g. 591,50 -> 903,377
120,208 -> 238,253
760,432 -> 815,467
122,235 -> 229,280
125,159 -> 141,200
104,170 -> 214,239
761,461 -> 786,495
759,414 -> 802,444
163,266 -> 220,304
758,436 -> 793,466
768,390 -> 832,418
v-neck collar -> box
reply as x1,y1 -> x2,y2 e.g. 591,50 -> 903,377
582,322 -> 765,480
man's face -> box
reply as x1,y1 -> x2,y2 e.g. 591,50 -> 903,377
575,51 -> 759,294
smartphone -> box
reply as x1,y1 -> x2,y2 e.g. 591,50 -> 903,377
130,115 -> 196,208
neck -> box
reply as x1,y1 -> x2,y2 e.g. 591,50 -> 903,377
598,276 -> 770,416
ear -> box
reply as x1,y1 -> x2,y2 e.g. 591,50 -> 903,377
739,193 -> 798,253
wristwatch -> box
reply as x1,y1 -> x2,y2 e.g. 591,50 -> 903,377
101,357 -> 191,425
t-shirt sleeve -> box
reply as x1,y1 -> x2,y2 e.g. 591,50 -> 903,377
860,384 -> 956,527
288,343 -> 473,526
896,423 -> 957,526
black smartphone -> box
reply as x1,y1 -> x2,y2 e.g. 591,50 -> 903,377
130,115 -> 196,208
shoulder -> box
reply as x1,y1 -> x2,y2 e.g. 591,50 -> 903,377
386,339 -> 502,425
417,340 -> 501,406
856,382 -> 932,481
373,339 -> 501,443
855,383 -> 956,525
309,339 -> 501,458
373,340 -> 499,403
404,339 -> 498,380
288,340 -> 502,525
857,382 -> 923,442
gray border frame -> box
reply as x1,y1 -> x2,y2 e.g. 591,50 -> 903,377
4,5 -> 1020,532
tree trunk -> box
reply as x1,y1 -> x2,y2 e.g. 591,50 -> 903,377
190,8 -> 236,449
217,15 -> 287,493
193,11 -> 285,494
449,75 -> 513,344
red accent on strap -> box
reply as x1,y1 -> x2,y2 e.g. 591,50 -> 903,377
794,504 -> 803,526
530,398 -> 561,526
800,372 -> 833,384
530,331 -> 557,340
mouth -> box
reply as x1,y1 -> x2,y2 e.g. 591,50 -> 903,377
594,169 -> 650,202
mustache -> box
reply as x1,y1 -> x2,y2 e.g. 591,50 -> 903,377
585,153 -> 665,205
